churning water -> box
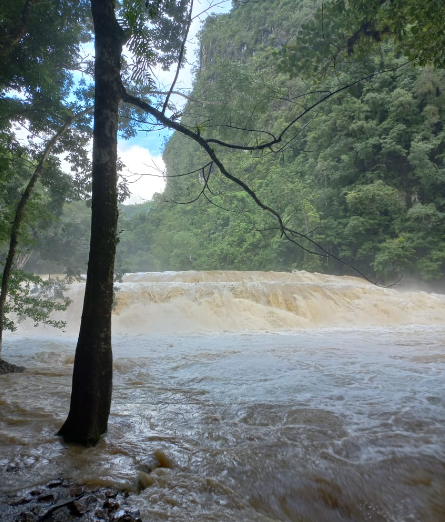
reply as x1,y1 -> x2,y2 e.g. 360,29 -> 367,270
0,271 -> 444,521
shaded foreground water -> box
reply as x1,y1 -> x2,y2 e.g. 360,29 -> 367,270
1,271 -> 445,521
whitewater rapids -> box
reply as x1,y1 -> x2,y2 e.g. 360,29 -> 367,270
57,270 -> 445,334
0,271 -> 444,521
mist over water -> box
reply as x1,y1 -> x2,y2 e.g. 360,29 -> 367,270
1,271 -> 445,521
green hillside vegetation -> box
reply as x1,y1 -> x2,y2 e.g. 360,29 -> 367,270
23,0 -> 445,284
112,0 -> 445,283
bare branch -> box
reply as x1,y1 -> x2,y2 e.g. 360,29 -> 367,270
203,122 -> 277,141
164,171 -> 208,205
205,61 -> 412,151
191,0 -> 229,22
161,0 -> 194,115
122,62 -> 407,288
123,161 -> 213,179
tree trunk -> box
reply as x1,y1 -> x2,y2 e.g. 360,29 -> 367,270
58,0 -> 126,446
0,115 -> 78,356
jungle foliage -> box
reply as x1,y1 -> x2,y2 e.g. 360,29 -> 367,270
5,0 -> 445,287
113,0 -> 445,284
0,0 -> 94,341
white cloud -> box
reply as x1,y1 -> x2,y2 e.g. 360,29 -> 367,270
12,123 -> 166,205
153,0 -> 231,108
117,2 -> 231,204
118,143 -> 166,204
9,2 -> 231,206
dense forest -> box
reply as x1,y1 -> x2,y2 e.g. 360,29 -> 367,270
20,0 -> 445,285
4,0 -> 445,287
131,0 -> 445,283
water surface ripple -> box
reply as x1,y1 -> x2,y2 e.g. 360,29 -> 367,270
1,327 -> 444,521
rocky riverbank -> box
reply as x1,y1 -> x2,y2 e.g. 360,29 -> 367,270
0,480 -> 143,522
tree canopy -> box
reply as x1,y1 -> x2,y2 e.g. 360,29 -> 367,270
277,0 -> 445,77
106,0 -> 445,285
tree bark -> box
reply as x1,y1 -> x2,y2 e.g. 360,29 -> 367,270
58,0 -> 126,446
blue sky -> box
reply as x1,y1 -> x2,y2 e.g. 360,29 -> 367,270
120,0 -> 232,202
12,1 -> 232,204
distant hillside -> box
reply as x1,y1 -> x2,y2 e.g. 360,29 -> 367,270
117,0 -> 445,282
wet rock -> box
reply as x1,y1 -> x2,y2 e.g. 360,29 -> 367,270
71,499 -> 89,515
0,358 -> 26,375
0,481 -> 140,522
69,485 -> 85,497
46,479 -> 66,488
94,508 -> 108,520
112,508 -> 142,522
114,514 -> 141,522
84,494 -> 99,505
10,497 -> 32,506
37,493 -> 54,503
103,499 -> 119,511
125,507 -> 140,519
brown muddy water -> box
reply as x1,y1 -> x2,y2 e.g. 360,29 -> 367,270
0,271 -> 444,521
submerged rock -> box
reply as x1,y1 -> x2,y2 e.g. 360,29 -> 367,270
0,358 -> 25,375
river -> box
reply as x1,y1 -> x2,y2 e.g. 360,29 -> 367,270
0,271 -> 444,521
